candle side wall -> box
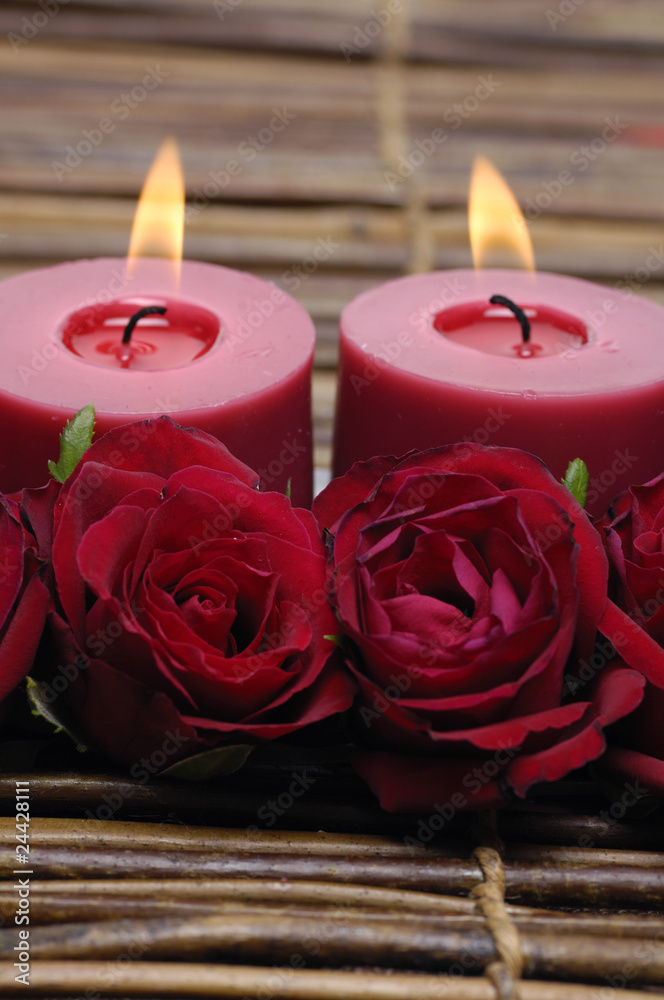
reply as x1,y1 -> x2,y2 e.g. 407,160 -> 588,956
0,356 -> 313,507
332,334 -> 664,518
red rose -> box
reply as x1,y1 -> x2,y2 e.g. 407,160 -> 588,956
313,445 -> 644,811
25,418 -> 353,768
595,476 -> 664,794
0,496 -> 50,719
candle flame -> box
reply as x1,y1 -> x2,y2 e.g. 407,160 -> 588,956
469,155 -> 535,272
126,137 -> 184,288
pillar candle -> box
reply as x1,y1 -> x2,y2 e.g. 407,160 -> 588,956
333,269 -> 664,516
0,258 -> 314,506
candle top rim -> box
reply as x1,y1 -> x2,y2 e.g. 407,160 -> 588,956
341,268 -> 664,394
0,258 -> 314,412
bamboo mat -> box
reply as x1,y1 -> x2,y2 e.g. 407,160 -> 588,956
1,1 -> 664,472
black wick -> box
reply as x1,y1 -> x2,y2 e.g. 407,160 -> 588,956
489,294 -> 531,344
122,305 -> 168,345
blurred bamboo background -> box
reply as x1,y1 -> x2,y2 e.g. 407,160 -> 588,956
1,0 -> 663,475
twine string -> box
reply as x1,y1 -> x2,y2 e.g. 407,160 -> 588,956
470,816 -> 524,1000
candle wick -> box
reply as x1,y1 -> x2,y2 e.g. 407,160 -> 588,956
122,305 -> 168,346
489,294 -> 531,344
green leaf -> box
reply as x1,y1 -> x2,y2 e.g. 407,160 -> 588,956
285,478 -> 292,501
48,404 -> 96,483
561,458 -> 589,509
26,677 -> 88,752
324,634 -> 345,648
157,744 -> 254,782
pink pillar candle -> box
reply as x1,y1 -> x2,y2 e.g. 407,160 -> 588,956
333,269 -> 664,516
0,258 -> 314,506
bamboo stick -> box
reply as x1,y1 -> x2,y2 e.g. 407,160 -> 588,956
3,0 -> 664,56
2,878 -> 662,932
0,878 -> 541,915
2,35 -> 664,122
2,844 -> 662,907
1,908 -> 663,983
2,817 -> 662,870
2,196 -> 664,279
0,41 -> 663,221
0,961 -> 657,1000
0,817 -> 464,858
2,889 -> 662,942
1,775 -> 661,849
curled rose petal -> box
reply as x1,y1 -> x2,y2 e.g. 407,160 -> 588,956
315,444 -> 634,811
0,496 -> 50,709
595,479 -> 664,795
26,418 -> 354,768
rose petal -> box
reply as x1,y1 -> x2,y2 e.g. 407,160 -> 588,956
599,747 -> 664,796
350,751 -> 504,812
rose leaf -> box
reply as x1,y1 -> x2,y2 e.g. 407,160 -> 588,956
26,677 -> 89,752
48,403 -> 96,483
157,744 -> 254,782
561,458 -> 589,509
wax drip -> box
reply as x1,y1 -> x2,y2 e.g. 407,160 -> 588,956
489,295 -> 531,344
122,305 -> 167,346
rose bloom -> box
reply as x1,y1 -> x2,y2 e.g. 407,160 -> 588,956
0,496 -> 50,722
22,418 -> 353,767
314,445 -> 645,811
596,475 -> 664,794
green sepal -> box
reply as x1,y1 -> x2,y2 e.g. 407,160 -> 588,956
561,458 -> 589,509
48,403 -> 96,483
26,677 -> 88,752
